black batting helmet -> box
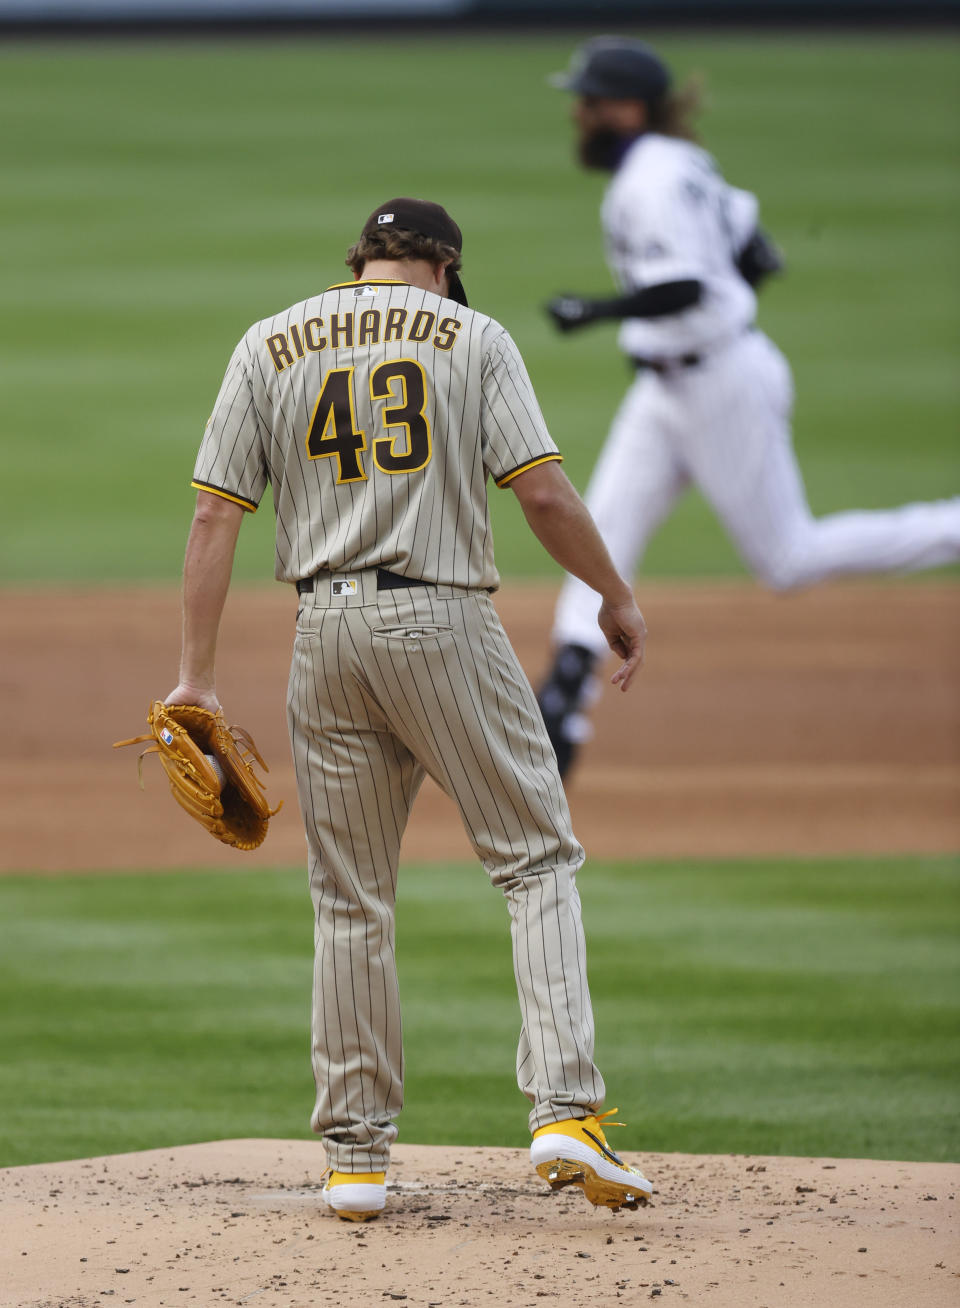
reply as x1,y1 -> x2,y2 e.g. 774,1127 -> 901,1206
550,37 -> 672,105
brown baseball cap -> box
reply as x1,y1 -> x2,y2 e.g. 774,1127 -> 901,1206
360,197 -> 468,307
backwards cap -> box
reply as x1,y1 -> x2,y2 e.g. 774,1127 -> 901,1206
360,198 -> 467,307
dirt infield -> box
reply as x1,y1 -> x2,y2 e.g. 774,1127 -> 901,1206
3,580 -> 959,1305
2,579 -> 958,871
2,1138 -> 957,1308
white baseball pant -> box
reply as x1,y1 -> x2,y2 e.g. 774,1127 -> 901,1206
555,330 -> 960,654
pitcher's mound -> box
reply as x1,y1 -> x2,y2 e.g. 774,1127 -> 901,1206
2,1139 -> 957,1307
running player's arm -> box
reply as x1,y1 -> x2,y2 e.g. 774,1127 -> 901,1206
735,227 -> 783,287
510,462 -> 646,690
546,279 -> 701,332
725,182 -> 783,288
547,167 -> 707,331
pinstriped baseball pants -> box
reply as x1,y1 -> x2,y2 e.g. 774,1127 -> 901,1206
287,571 -> 605,1172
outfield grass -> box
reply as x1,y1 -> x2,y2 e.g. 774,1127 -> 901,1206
1,857 -> 957,1169
0,34 -> 957,582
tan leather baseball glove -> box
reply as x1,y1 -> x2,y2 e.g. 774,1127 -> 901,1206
114,701 -> 281,850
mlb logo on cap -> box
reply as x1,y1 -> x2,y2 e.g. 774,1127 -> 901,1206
359,198 -> 469,307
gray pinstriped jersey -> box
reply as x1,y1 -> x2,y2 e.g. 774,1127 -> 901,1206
193,279 -> 562,590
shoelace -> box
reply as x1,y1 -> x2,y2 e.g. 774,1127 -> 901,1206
590,1107 -> 626,1140
580,1108 -> 629,1165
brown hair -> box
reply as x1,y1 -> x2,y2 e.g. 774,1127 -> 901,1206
345,228 -> 463,277
647,74 -> 705,143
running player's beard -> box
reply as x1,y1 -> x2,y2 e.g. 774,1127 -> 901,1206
577,128 -> 636,172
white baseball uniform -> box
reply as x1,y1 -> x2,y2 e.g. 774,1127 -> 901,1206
194,278 -> 605,1171
553,132 -> 960,657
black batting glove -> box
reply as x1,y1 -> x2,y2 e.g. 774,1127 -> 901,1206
546,294 -> 600,333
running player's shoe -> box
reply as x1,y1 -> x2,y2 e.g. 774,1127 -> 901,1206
530,1109 -> 652,1211
320,1170 -> 386,1222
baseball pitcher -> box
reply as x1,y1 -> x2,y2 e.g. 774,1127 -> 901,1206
169,198 -> 653,1220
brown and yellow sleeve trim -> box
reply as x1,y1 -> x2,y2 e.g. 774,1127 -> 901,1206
324,279 -> 409,292
495,453 -> 563,489
191,480 -> 258,512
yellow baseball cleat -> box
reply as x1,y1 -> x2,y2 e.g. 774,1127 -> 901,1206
530,1109 -> 652,1212
320,1170 -> 387,1222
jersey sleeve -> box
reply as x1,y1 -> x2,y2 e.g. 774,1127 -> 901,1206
606,152 -> 757,289
604,184 -> 697,289
479,328 -> 562,487
192,333 -> 268,512
726,184 -> 761,254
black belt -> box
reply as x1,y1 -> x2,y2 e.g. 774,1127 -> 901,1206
296,568 -> 431,596
632,352 -> 702,374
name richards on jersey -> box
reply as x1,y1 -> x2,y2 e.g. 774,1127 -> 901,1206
265,307 -> 463,374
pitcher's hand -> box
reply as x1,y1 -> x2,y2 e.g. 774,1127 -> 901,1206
598,599 -> 647,692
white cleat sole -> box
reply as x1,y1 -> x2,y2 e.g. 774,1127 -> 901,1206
531,1136 -> 652,1212
321,1181 -> 386,1222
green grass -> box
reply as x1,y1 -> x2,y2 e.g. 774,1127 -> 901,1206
0,34 -> 958,582
1,857 -> 957,1168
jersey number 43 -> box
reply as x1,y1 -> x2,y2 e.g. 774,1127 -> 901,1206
306,360 -> 431,484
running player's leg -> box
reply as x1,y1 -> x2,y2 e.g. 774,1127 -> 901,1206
287,605 -> 422,1173
543,374 -> 688,773
687,332 -> 960,588
553,373 -> 687,652
356,588 -> 606,1130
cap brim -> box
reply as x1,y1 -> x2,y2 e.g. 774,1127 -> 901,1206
448,271 -> 468,308
548,70 -> 576,91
